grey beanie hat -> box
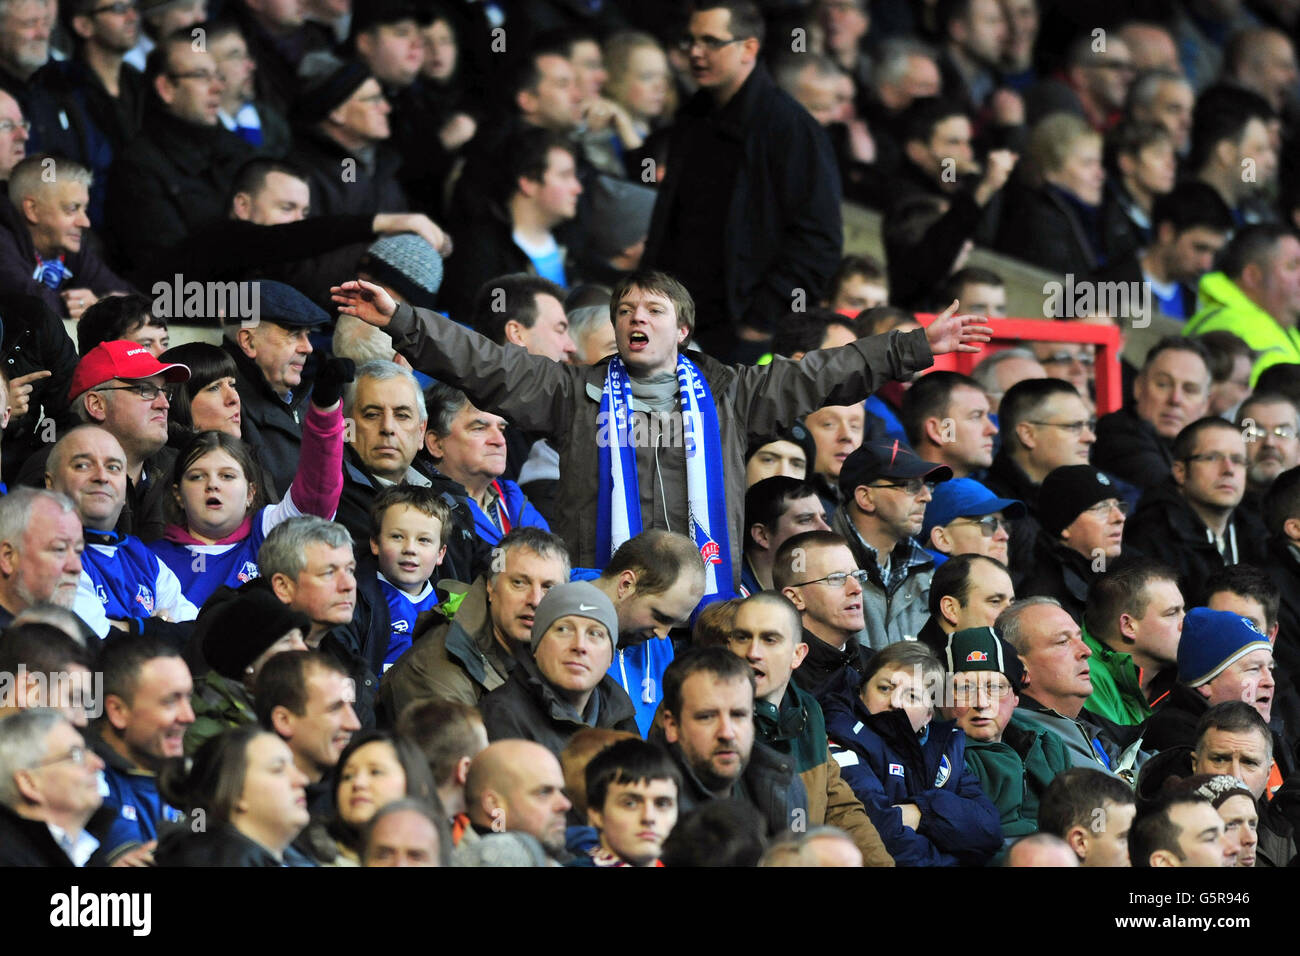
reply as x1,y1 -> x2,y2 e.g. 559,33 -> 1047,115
358,234 -> 444,309
530,581 -> 619,653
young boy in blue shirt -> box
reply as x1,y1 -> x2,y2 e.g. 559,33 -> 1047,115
370,486 -> 455,671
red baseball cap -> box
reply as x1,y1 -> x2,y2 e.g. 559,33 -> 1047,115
69,340 -> 191,400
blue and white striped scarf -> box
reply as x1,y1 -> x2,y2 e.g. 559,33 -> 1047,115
596,355 -> 734,601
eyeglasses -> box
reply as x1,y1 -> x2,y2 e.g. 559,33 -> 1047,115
0,119 -> 30,134
677,33 -> 745,52
949,514 -> 1007,537
951,679 -> 1014,705
791,568 -> 871,588
37,746 -> 90,768
1243,424 -> 1297,441
1184,451 -> 1247,468
168,70 -> 222,84
95,383 -> 177,402
871,478 -> 936,496
1028,418 -> 1097,435
1083,498 -> 1128,518
91,1 -> 136,13
1040,351 -> 1095,367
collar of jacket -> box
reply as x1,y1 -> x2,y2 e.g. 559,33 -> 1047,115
1136,476 -> 1238,547
293,125 -> 403,177
442,576 -> 514,684
1196,271 -> 1277,324
1081,623 -> 1145,695
680,60 -> 771,139
801,626 -> 862,672
509,646 -> 632,728
854,696 -> 931,755
142,99 -> 234,172
755,684 -> 808,745
87,722 -> 155,778
987,448 -> 1040,506
1046,537 -> 1095,600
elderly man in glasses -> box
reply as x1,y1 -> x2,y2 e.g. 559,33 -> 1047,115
0,708 -> 106,866
1124,417 -> 1267,606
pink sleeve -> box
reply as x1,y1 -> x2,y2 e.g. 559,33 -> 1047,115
286,401 -> 345,518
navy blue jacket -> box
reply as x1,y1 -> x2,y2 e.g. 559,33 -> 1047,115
823,674 -> 1001,866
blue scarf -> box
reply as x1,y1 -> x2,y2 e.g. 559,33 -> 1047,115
33,253 -> 71,290
596,355 -> 734,601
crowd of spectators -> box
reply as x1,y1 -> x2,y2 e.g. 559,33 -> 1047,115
0,0 -> 1298,870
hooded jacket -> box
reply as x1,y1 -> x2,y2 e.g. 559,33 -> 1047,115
822,671 -> 1001,866
963,711 -> 1073,843
384,302 -> 933,587
1123,477 -> 1267,605
1185,270 -> 1300,386
830,507 -> 935,648
376,573 -> 511,721
480,649 -> 639,757
757,680 -> 894,867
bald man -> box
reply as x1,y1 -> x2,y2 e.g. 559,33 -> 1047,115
45,425 -> 196,638
457,739 -> 573,863
1003,833 -> 1081,867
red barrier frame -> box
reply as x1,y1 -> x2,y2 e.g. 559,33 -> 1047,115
915,316 -> 1124,416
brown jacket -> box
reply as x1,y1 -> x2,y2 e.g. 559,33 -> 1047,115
377,575 -> 511,722
386,303 -> 933,588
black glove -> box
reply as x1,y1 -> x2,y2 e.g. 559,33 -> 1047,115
312,357 -> 355,409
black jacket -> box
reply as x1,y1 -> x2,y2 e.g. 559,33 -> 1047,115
288,128 -> 408,220
0,291 -> 79,485
155,822 -> 314,867
480,649 -> 639,757
223,338 -> 312,501
980,449 -> 1043,589
0,804 -> 77,866
1142,681 -> 1207,754
438,205 -> 544,325
995,181 -> 1101,277
1017,535 -> 1094,624
1123,478 -> 1267,605
1093,406 -> 1174,491
105,99 -> 255,275
643,63 -> 842,335
229,1 -> 333,116
793,627 -> 871,699
664,735 -> 809,841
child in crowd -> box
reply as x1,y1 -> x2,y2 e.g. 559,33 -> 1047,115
568,738 -> 681,868
822,640 -> 1003,867
369,485 -> 457,670
148,359 -> 351,608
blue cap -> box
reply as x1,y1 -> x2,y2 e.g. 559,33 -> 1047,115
1177,608 -> 1272,687
921,478 -> 1026,542
257,280 -> 330,329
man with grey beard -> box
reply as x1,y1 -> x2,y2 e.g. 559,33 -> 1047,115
0,488 -> 86,629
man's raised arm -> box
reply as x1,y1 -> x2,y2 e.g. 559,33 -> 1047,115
331,279 -> 577,437
737,302 -> 992,438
